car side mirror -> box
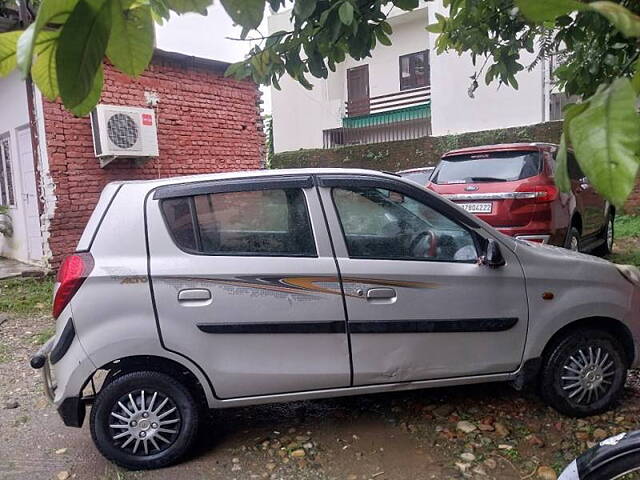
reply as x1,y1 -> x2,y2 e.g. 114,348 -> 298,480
483,239 -> 505,268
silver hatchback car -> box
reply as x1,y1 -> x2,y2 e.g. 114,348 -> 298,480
31,168 -> 640,470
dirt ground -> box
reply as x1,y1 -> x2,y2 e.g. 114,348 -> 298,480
1,313 -> 639,480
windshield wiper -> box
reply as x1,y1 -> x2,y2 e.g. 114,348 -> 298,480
466,176 -> 508,182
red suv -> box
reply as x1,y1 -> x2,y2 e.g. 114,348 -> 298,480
427,143 -> 614,254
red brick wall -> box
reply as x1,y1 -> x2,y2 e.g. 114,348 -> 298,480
43,58 -> 264,268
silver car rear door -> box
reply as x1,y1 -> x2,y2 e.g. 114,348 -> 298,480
146,175 -> 351,399
317,174 -> 529,386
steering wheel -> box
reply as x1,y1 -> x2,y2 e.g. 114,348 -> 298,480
409,230 -> 438,258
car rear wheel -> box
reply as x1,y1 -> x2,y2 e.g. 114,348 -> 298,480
540,329 -> 627,417
593,212 -> 614,257
90,371 -> 199,470
565,226 -> 581,252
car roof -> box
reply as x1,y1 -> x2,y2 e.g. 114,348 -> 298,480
107,168 -> 401,191
442,142 -> 557,158
397,167 -> 435,174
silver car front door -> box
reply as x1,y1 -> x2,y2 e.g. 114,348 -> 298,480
146,175 -> 351,399
318,174 -> 529,386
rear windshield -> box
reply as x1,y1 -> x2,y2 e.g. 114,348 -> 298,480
431,151 -> 542,184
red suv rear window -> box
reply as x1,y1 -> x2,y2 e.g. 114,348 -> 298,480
432,151 -> 542,185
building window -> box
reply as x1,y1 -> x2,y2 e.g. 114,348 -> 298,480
0,135 -> 16,207
399,51 -> 429,91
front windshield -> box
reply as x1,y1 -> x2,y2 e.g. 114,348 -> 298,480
432,151 -> 542,184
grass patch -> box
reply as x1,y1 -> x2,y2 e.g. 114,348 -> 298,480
610,250 -> 640,268
0,342 -> 9,363
615,215 -> 640,239
0,276 -> 54,316
32,325 -> 55,345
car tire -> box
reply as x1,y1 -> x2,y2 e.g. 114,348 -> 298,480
90,371 -> 199,470
540,329 -> 627,417
593,212 -> 614,257
565,226 -> 581,252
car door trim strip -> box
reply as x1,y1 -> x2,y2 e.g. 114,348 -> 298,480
196,318 -> 518,334
349,317 -> 518,333
197,321 -> 347,334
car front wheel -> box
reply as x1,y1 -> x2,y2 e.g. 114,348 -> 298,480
539,329 -> 627,417
90,371 -> 199,470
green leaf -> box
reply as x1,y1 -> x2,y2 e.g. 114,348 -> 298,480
568,78 -> 640,206
150,0 -> 171,22
555,133 -> 571,193
426,12 -> 446,33
165,0 -> 212,14
221,0 -> 265,30
375,28 -> 392,46
31,31 -> 60,99
394,0 -> 418,11
16,0 -> 79,76
515,0 -> 585,22
338,2 -> 354,25
556,102 -> 589,192
380,21 -> 392,35
69,63 -> 104,116
632,59 -> 640,95
57,0 -> 112,109
293,0 -> 316,21
107,1 -> 155,76
587,1 -> 640,38
0,31 -> 21,77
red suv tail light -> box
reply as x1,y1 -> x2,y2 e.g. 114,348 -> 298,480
52,252 -> 94,319
515,184 -> 558,203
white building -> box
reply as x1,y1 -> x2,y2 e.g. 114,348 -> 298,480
269,1 -> 566,153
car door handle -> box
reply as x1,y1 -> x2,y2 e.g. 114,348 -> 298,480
366,288 -> 396,299
178,288 -> 211,302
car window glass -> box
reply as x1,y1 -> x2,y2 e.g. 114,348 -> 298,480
161,197 -> 197,251
161,188 -> 317,256
332,187 -> 477,262
432,151 -> 541,184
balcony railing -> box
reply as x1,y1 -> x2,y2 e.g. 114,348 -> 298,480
346,85 -> 430,117
323,105 -> 431,148
322,86 -> 432,148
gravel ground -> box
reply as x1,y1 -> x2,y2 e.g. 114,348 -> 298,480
1,313 -> 639,480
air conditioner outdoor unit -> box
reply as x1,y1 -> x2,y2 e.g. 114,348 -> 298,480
90,104 -> 159,167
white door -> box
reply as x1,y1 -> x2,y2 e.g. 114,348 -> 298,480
16,127 -> 43,261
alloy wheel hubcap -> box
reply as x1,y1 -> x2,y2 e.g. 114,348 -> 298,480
561,346 -> 615,405
109,390 -> 181,456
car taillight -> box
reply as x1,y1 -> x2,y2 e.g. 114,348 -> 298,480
515,184 -> 558,203
52,252 -> 94,319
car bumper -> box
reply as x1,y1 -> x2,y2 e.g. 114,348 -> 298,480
30,337 -> 56,402
30,321 -> 95,427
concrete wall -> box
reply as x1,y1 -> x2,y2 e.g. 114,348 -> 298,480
427,2 -> 547,136
269,0 -> 552,152
0,72 -> 35,263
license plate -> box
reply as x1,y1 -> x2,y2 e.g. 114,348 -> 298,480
458,202 -> 492,214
